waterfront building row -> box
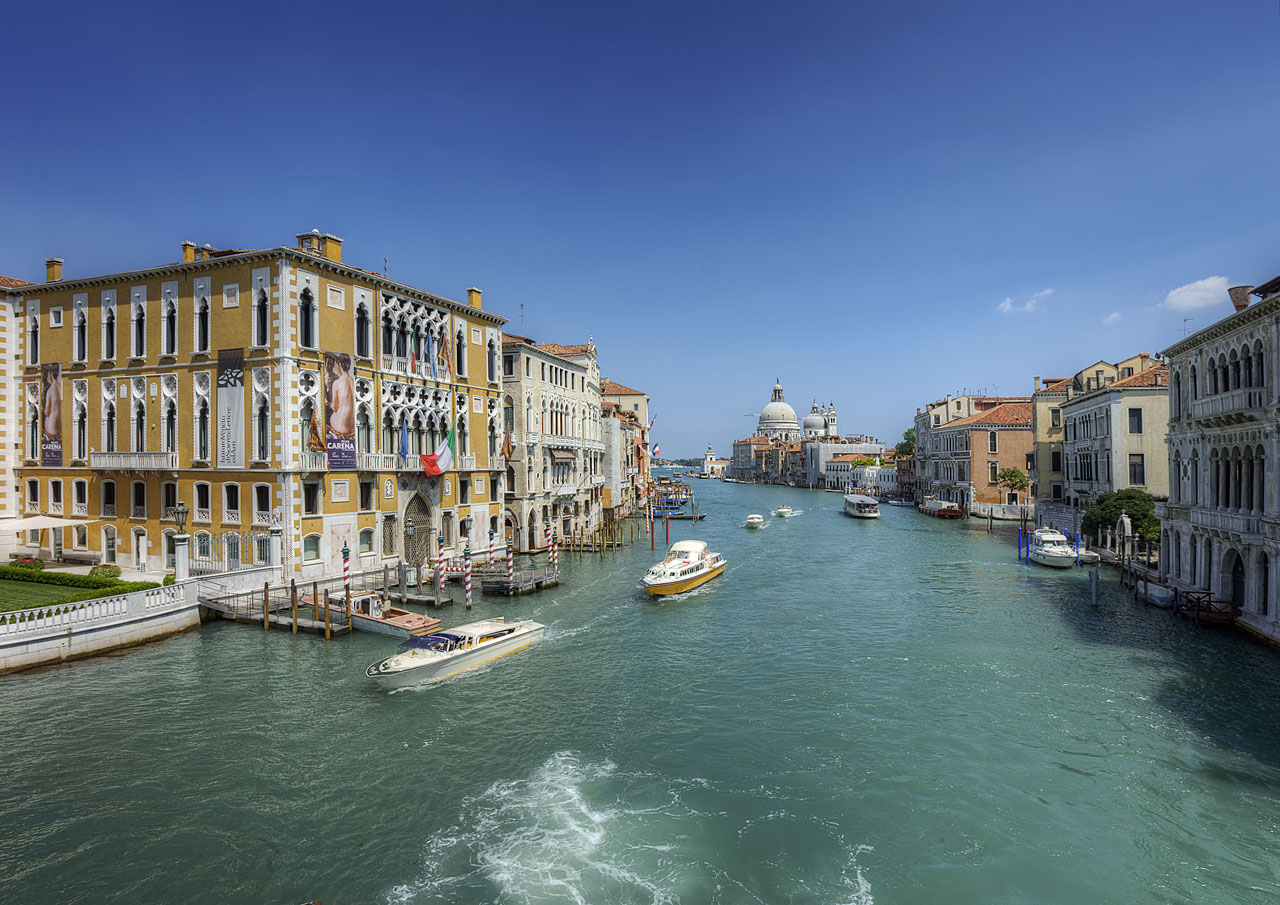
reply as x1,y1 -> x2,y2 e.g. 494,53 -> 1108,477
2,233 -> 503,575
912,395 -> 1033,509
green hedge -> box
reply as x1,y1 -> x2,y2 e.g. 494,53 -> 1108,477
12,558 -> 45,570
89,565 -> 122,579
0,566 -> 122,589
0,566 -> 161,610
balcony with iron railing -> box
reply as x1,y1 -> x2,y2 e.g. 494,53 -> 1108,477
101,504 -> 116,518
224,509 -> 240,525
1188,387 -> 1268,425
131,504 -> 147,519
91,451 -> 180,470
194,507 -> 211,523
73,500 -> 88,516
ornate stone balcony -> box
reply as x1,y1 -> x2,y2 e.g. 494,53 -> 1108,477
300,451 -> 327,472
1190,508 -> 1262,538
91,451 -> 180,470
1188,387 -> 1267,426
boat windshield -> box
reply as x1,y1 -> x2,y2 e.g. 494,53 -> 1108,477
401,632 -> 460,651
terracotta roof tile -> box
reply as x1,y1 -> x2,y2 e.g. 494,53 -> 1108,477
943,402 -> 1033,428
1033,378 -> 1072,396
502,331 -> 535,345
1109,365 -> 1168,389
533,342 -> 593,356
0,275 -> 33,288
602,379 -> 645,396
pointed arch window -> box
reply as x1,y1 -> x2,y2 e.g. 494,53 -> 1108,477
103,308 -> 116,359
104,403 -> 117,452
162,300 -> 177,355
383,411 -> 396,452
75,405 -> 88,460
132,304 -> 146,358
299,289 -> 316,348
133,402 -> 146,451
396,318 -> 408,358
28,405 -> 39,459
74,310 -> 88,362
195,296 -> 210,352
28,316 -> 39,364
197,400 -> 210,461
255,400 -> 270,461
164,402 -> 178,453
356,303 -> 371,358
456,329 -> 466,376
255,291 -> 270,346
487,339 -> 498,383
356,405 -> 372,452
382,311 -> 394,357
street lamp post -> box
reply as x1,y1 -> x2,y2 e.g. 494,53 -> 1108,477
173,499 -> 190,582
403,517 -> 415,606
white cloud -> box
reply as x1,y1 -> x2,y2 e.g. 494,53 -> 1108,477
1102,311 -> 1121,325
996,287 -> 1053,314
1162,276 -> 1230,311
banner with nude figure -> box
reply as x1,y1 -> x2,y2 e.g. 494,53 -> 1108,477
323,350 -> 357,468
41,363 -> 62,466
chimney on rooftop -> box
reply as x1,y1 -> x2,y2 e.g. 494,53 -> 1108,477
318,233 -> 343,263
297,229 -> 321,255
1034,376 -> 1041,391
1228,285 -> 1254,312
45,258 -> 63,282
467,287 -> 482,309
181,241 -> 196,264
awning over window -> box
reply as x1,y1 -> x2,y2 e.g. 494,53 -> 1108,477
0,515 -> 99,532
550,449 -> 575,464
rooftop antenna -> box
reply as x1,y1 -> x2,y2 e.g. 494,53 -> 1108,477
521,303 -> 526,336
383,257 -> 388,278
1182,317 -> 1194,338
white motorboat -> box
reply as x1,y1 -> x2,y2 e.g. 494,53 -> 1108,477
746,514 -> 765,529
774,505 -> 794,518
365,617 -> 544,688
1027,528 -> 1077,568
640,540 -> 726,596
345,592 -> 442,639
843,494 -> 881,519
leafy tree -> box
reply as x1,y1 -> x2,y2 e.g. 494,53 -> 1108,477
1080,489 -> 1160,543
895,428 -> 915,459
996,467 -> 1030,497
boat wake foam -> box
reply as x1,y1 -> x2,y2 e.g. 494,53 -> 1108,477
385,751 -> 875,905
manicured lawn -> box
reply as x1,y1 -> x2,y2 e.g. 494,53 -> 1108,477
0,579 -> 76,612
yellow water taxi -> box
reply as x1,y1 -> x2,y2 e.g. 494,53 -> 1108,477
640,540 -> 726,596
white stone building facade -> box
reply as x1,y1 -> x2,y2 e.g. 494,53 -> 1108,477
1158,282 -> 1280,643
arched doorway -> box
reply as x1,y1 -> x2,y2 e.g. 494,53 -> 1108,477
1223,548 -> 1246,612
504,508 -> 519,545
404,492 -> 432,564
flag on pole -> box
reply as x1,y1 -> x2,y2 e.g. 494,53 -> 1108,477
399,418 -> 409,464
410,348 -> 417,375
652,443 -> 661,458
420,426 -> 456,476
426,331 -> 438,381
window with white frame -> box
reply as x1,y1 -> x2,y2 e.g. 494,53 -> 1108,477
224,484 -> 241,523
130,290 -> 146,358
101,480 -> 116,517
49,479 -> 63,514
988,431 -> 997,453
26,478 -> 39,512
162,298 -> 177,355
194,482 -> 211,521
299,288 -> 317,348
102,293 -> 116,359
131,481 -> 146,518
359,528 -> 374,554
303,534 -> 321,562
988,462 -> 998,484
303,481 -> 321,515
73,308 -> 88,363
254,290 -> 270,346
73,479 -> 88,516
162,481 -> 178,519
254,484 -> 272,525
194,295 -> 210,353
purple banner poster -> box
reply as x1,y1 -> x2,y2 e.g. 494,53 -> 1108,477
41,363 -> 62,467
323,350 -> 356,468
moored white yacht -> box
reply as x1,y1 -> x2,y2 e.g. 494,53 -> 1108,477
1027,527 -> 1077,568
640,540 -> 726,596
365,617 -> 544,688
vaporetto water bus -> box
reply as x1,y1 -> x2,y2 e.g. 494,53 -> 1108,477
640,540 -> 726,596
365,617 -> 544,688
843,494 -> 881,519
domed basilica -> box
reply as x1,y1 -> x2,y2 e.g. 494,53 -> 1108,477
756,380 -> 838,440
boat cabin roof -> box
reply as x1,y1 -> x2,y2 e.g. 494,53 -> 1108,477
845,494 -> 878,504
667,540 -> 707,556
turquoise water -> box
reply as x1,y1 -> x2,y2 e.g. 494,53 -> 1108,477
3,477 -> 1280,904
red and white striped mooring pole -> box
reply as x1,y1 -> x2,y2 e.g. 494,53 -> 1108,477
464,542 -> 472,609
506,540 -> 514,590
342,541 -> 351,600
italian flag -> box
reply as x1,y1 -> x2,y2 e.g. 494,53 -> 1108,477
420,426 -> 456,476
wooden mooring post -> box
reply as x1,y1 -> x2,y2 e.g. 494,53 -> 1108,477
290,579 -> 298,634
263,582 -> 270,631
312,581 -> 320,624
323,589 -> 332,640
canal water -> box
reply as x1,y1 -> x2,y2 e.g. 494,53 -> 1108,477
3,475 -> 1280,904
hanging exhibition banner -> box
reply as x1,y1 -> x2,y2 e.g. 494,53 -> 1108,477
217,348 -> 244,468
323,350 -> 357,468
41,363 -> 62,466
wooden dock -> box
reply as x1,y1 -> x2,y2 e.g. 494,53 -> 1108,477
481,568 -> 559,596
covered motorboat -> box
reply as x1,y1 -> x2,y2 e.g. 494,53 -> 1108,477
640,540 -> 726,596
843,494 -> 881,519
365,617 -> 544,688
1028,528 -> 1077,568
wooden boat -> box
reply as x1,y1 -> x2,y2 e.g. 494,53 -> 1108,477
919,496 -> 963,519
345,593 -> 441,639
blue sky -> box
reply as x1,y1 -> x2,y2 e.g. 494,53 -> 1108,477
5,1 -> 1280,456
